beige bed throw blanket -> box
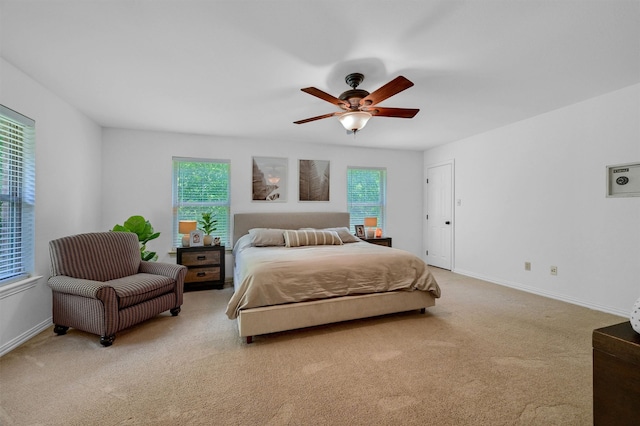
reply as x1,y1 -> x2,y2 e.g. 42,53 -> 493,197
226,241 -> 441,319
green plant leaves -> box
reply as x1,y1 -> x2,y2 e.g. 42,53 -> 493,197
112,215 -> 160,261
198,212 -> 218,235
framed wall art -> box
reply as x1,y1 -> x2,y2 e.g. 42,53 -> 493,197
252,156 -> 287,202
299,159 -> 330,202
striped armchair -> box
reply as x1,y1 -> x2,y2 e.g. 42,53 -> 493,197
48,232 -> 187,346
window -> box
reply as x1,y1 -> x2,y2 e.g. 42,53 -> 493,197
347,167 -> 386,233
172,158 -> 230,248
0,105 -> 35,285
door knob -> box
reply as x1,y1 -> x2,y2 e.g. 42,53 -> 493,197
445,221 -> 451,225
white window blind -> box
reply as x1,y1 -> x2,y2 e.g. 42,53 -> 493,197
172,157 -> 230,248
347,167 -> 386,233
0,105 -> 35,285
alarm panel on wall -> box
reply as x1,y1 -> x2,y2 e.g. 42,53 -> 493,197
606,162 -> 640,197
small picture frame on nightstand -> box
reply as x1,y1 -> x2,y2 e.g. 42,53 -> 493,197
355,225 -> 365,238
189,230 -> 204,247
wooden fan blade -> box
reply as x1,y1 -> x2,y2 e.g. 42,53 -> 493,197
294,112 -> 340,124
301,87 -> 349,108
359,76 -> 414,107
367,107 -> 419,118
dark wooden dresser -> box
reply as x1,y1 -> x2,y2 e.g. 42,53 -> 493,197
176,245 -> 225,291
592,321 -> 640,425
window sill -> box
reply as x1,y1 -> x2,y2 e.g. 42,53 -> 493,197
0,275 -> 43,299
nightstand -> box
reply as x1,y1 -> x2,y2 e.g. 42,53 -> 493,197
176,245 -> 225,291
592,321 -> 640,425
362,237 -> 392,247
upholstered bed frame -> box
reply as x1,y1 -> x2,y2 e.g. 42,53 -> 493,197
232,212 -> 436,343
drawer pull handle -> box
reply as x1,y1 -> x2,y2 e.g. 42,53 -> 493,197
196,272 -> 206,277
196,256 -> 206,260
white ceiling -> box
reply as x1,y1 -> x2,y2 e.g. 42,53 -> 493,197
1,0 -> 639,151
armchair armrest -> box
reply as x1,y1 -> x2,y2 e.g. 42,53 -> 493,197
139,261 -> 187,308
139,261 -> 187,282
47,275 -> 119,337
47,276 -> 110,299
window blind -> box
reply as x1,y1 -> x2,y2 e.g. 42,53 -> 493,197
172,157 -> 230,248
347,167 -> 386,233
0,105 -> 35,285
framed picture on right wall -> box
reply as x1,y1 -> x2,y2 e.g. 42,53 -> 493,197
299,159 -> 330,201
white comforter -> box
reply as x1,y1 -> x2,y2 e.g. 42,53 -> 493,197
226,239 -> 441,319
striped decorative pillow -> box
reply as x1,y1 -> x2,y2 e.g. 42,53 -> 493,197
283,229 -> 343,247
299,227 -> 361,243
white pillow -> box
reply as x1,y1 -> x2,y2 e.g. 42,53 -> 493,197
232,234 -> 253,256
324,227 -> 361,243
283,229 -> 343,247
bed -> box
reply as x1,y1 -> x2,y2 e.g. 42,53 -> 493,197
227,212 -> 441,343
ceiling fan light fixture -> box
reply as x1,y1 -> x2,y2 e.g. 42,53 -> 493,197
295,74 -> 417,134
338,111 -> 372,132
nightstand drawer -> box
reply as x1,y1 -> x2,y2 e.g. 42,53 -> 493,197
181,250 -> 221,266
186,267 -> 221,283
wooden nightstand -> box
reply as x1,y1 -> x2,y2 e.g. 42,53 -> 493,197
592,321 -> 640,425
362,237 -> 392,247
176,245 -> 225,291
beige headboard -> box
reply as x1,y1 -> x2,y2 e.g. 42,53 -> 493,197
233,212 -> 350,244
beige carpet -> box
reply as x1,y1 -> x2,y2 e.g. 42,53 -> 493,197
0,269 -> 624,425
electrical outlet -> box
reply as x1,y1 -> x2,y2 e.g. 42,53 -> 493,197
550,266 -> 558,276
524,262 -> 531,271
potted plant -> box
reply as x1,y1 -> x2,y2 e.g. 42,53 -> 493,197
112,215 -> 160,261
198,212 -> 218,246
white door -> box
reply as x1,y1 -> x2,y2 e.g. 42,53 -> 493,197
426,162 -> 453,270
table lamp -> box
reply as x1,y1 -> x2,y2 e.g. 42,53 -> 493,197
364,217 -> 377,238
179,220 -> 197,247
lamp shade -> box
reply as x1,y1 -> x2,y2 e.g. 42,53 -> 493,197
364,217 -> 377,227
178,220 -> 197,234
338,111 -> 372,132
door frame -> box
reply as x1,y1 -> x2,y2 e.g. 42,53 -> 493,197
424,159 -> 455,270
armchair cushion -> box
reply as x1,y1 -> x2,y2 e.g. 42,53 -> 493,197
110,273 -> 175,308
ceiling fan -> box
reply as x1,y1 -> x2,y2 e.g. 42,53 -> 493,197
294,73 -> 419,134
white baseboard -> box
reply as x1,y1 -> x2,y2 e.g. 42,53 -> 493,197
0,317 -> 52,357
452,268 -> 629,318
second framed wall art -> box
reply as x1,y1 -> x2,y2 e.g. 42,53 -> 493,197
299,159 -> 330,202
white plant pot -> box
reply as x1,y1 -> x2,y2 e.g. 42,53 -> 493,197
631,297 -> 640,334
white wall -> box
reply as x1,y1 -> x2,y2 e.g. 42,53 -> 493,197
424,84 -> 640,316
0,58 -> 103,355
101,128 -> 426,271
